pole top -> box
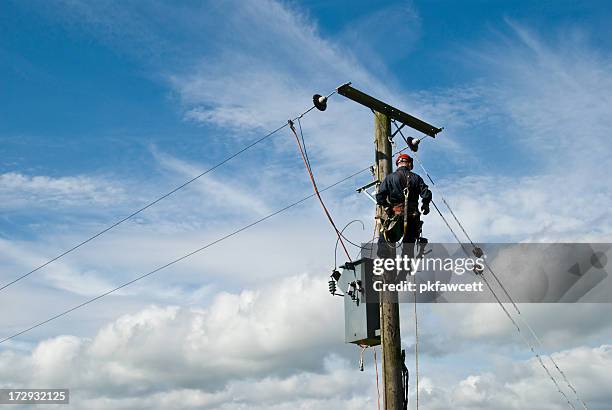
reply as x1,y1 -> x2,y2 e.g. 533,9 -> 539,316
337,83 -> 443,138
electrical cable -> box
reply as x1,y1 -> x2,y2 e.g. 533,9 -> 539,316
288,119 -> 352,262
413,141 -> 586,408
426,181 -> 583,407
0,90 -> 339,295
392,122 -> 587,409
395,152 -> 581,407
334,220 -> 365,269
0,165 -> 371,345
427,197 -> 576,409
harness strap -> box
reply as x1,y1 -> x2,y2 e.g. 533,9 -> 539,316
403,187 -> 410,236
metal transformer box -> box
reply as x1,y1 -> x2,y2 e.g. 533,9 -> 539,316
339,258 -> 380,346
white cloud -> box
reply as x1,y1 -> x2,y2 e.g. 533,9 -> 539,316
150,148 -> 273,217
419,344 -> 612,410
1,285 -> 610,409
0,237 -> 115,296
4,3 -> 612,410
0,276 -> 373,408
0,172 -> 125,209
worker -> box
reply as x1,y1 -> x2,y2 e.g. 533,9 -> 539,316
376,153 -> 432,260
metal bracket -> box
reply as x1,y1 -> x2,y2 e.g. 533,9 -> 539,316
356,180 -> 380,204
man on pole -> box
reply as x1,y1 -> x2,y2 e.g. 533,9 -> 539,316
376,153 -> 432,262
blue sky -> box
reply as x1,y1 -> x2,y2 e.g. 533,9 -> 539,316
4,0 -> 610,179
2,1 -> 612,409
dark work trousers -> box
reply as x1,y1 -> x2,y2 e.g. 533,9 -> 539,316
377,211 -> 421,281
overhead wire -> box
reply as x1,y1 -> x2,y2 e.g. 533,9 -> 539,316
427,189 -> 576,409
418,166 -> 589,409
7,88 -> 586,408
392,122 -> 586,409
417,161 -> 585,409
0,164 -> 372,345
0,90 -> 339,295
410,139 -> 587,408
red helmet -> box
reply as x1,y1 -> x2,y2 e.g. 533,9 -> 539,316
396,153 -> 413,166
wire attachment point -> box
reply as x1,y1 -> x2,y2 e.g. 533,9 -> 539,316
406,136 -> 420,152
313,94 -> 328,111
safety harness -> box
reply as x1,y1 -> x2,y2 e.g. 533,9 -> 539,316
381,172 -> 420,243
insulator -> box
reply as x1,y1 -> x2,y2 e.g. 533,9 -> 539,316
407,136 -> 420,152
355,280 -> 362,292
328,279 -> 337,295
313,94 -> 327,111
473,246 -> 484,258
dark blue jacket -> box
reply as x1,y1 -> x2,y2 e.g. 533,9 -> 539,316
375,166 -> 432,207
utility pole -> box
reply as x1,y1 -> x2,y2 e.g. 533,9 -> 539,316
335,83 -> 442,410
374,112 -> 404,410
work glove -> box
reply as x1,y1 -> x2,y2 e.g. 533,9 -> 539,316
421,202 -> 430,215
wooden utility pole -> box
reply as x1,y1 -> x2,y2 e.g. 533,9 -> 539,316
336,82 -> 441,410
374,112 -> 404,410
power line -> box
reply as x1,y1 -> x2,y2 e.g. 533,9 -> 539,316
427,194 -> 576,409
392,121 -> 586,408
0,99 -> 331,294
415,159 -> 585,409
0,165 -> 371,345
392,123 -> 588,399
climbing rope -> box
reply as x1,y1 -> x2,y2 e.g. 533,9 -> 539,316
289,119 -> 353,262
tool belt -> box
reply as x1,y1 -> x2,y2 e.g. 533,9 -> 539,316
381,203 -> 420,243
390,203 -> 419,217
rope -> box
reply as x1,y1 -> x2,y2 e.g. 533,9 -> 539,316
391,122 -> 587,409
413,286 -> 420,410
288,120 -> 352,262
374,348 -> 381,410
0,90 -> 339,295
0,165 -> 371,345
